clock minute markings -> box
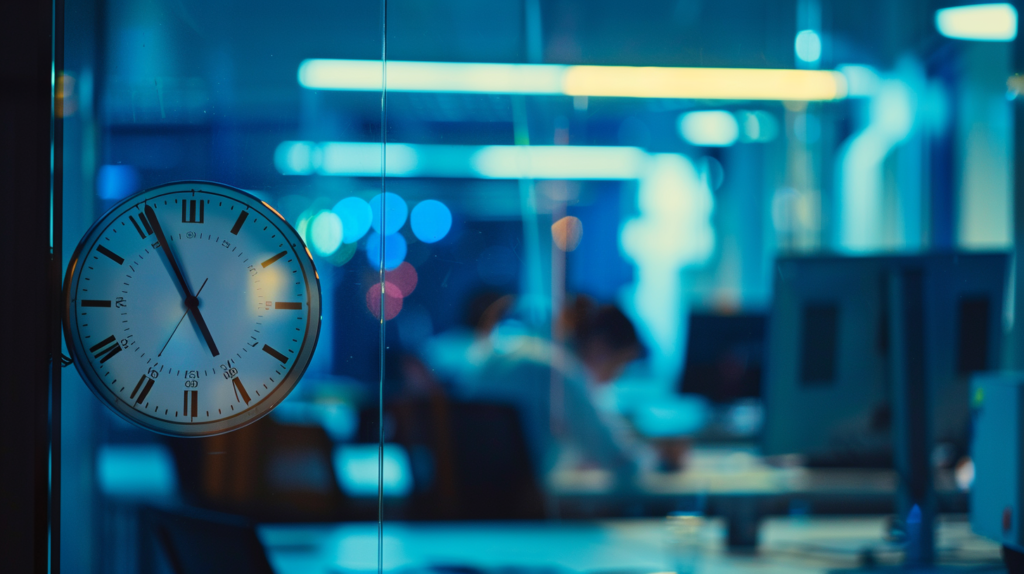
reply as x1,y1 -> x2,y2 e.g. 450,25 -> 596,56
130,375 -> 155,405
262,344 -> 288,364
183,390 -> 198,419
96,245 -> 124,265
232,377 -> 251,405
230,211 -> 249,235
90,335 -> 123,363
261,251 -> 287,268
129,213 -> 154,239
81,300 -> 111,307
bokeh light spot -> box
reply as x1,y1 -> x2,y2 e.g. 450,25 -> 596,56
366,232 -> 408,270
369,192 -> 408,235
326,240 -> 358,266
551,216 -> 584,252
366,281 -> 403,320
333,196 -> 373,243
310,210 -> 343,256
387,261 -> 419,297
410,200 -> 452,243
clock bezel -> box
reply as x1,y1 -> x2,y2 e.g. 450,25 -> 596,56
62,180 -> 323,437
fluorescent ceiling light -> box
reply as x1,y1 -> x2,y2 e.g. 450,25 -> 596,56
936,3 -> 1017,41
275,141 -> 653,180
298,59 -> 848,101
678,111 -> 740,147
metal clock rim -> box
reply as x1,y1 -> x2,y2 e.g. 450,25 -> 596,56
62,180 -> 323,437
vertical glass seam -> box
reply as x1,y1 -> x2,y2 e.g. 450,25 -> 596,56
377,0 -> 388,573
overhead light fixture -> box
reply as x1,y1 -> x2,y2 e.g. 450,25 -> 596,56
935,3 -> 1017,41
678,111 -> 740,147
275,141 -> 655,180
298,59 -> 848,102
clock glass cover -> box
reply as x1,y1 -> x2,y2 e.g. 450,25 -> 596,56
63,181 -> 322,436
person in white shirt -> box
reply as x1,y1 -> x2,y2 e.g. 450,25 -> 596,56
464,297 -> 645,488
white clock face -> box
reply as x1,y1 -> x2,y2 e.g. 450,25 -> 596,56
64,181 -> 322,436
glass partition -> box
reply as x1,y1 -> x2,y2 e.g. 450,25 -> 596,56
61,0 -> 384,571
58,0 -> 1016,572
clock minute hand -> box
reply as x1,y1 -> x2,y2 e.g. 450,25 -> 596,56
144,204 -> 221,357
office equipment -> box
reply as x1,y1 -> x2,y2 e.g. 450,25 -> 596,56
679,312 -> 766,404
763,252 -> 1007,567
970,373 -> 1024,552
763,253 -> 1008,462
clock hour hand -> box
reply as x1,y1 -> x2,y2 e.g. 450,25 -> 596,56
144,204 -> 221,357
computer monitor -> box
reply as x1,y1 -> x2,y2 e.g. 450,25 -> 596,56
762,252 -> 1008,465
679,312 -> 766,404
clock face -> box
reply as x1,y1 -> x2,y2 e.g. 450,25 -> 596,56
63,181 -> 322,436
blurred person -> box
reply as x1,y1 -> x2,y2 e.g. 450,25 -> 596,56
463,296 -> 646,488
420,290 -> 515,391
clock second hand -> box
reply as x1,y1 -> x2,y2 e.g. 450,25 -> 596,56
157,278 -> 209,358
145,204 -> 221,357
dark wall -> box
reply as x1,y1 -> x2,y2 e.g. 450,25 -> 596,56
0,0 -> 57,572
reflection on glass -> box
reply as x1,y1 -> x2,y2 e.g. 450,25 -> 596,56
60,0 -> 1013,571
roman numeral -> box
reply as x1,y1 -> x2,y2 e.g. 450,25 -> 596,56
129,212 -> 154,239
89,335 -> 122,363
182,200 -> 205,223
274,302 -> 302,310
230,211 -> 249,235
81,300 -> 111,307
232,377 -> 251,405
130,374 -> 155,404
96,245 -> 124,265
261,251 -> 287,268
183,390 -> 198,417
262,344 -> 288,363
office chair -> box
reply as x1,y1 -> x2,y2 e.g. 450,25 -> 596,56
390,398 -> 546,520
167,416 -> 348,522
138,506 -> 274,574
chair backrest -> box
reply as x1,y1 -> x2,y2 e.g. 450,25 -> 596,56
391,398 -> 545,520
167,416 -> 347,522
138,506 -> 275,574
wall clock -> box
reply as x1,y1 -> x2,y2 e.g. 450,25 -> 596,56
63,181 -> 322,436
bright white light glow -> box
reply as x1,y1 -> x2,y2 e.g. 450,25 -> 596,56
275,141 -> 652,180
838,64 -> 881,97
471,146 -> 648,179
333,444 -> 412,497
736,110 -> 779,142
310,211 -> 343,256
936,3 -> 1017,41
97,444 -> 177,497
298,59 -> 848,101
678,111 -> 739,147
795,30 -> 822,63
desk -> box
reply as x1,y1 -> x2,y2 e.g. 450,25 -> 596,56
548,449 -> 964,548
259,516 -> 1003,574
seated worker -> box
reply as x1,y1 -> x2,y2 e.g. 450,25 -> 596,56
463,296 -> 645,488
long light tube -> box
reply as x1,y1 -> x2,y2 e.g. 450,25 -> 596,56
936,3 -> 1017,41
298,59 -> 848,101
276,141 -> 653,180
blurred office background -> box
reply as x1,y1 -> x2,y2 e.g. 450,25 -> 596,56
58,0 -> 1024,572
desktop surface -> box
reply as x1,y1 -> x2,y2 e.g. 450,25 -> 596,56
259,516 -> 1003,574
